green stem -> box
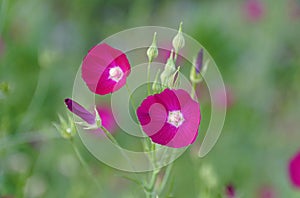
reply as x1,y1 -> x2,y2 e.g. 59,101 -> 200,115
70,139 -> 103,191
159,163 -> 174,195
125,83 -> 150,151
99,125 -> 118,145
147,60 -> 152,95
125,83 -> 137,110
190,82 -> 197,100
118,174 -> 143,186
100,125 -> 142,182
174,50 -> 178,63
146,168 -> 160,198
151,143 -> 156,168
145,142 -> 161,198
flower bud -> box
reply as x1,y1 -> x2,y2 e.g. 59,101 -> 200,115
195,48 -> 203,74
190,58 -> 209,84
147,32 -> 158,62
168,66 -> 181,88
160,50 -> 176,86
172,22 -> 185,53
53,114 -> 76,139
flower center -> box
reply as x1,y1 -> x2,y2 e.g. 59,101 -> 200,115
108,66 -> 123,82
167,110 -> 185,128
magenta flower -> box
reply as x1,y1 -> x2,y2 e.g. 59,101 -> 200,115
137,89 -> 201,148
289,150 -> 300,188
225,184 -> 236,198
243,0 -> 265,22
81,43 -> 131,95
64,98 -> 116,133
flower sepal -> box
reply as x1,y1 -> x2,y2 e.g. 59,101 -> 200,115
75,107 -> 102,130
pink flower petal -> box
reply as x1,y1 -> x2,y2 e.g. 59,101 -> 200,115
96,106 -> 117,133
139,103 -> 167,137
137,95 -> 158,125
150,123 -> 178,145
155,89 -> 181,111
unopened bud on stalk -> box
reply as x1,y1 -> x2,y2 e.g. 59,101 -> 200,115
147,32 -> 158,63
168,66 -> 181,88
53,114 -> 76,139
172,22 -> 185,53
195,48 -> 203,74
160,50 -> 176,86
190,49 -> 209,84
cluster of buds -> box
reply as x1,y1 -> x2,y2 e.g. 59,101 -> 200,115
152,22 -> 185,92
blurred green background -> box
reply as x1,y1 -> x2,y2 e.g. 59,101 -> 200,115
1,0 -> 300,197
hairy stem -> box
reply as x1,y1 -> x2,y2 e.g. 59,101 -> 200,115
190,82 -> 197,100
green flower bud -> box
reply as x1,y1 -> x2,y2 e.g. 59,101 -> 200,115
169,66 -> 181,88
172,22 -> 185,53
53,114 -> 76,139
165,50 -> 176,71
147,32 -> 158,62
160,50 -> 177,87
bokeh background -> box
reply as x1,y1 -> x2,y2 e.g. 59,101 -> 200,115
1,0 -> 300,197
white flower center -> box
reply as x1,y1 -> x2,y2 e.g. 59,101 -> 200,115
167,110 -> 185,128
108,66 -> 123,82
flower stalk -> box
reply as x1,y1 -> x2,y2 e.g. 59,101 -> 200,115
147,32 -> 158,95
